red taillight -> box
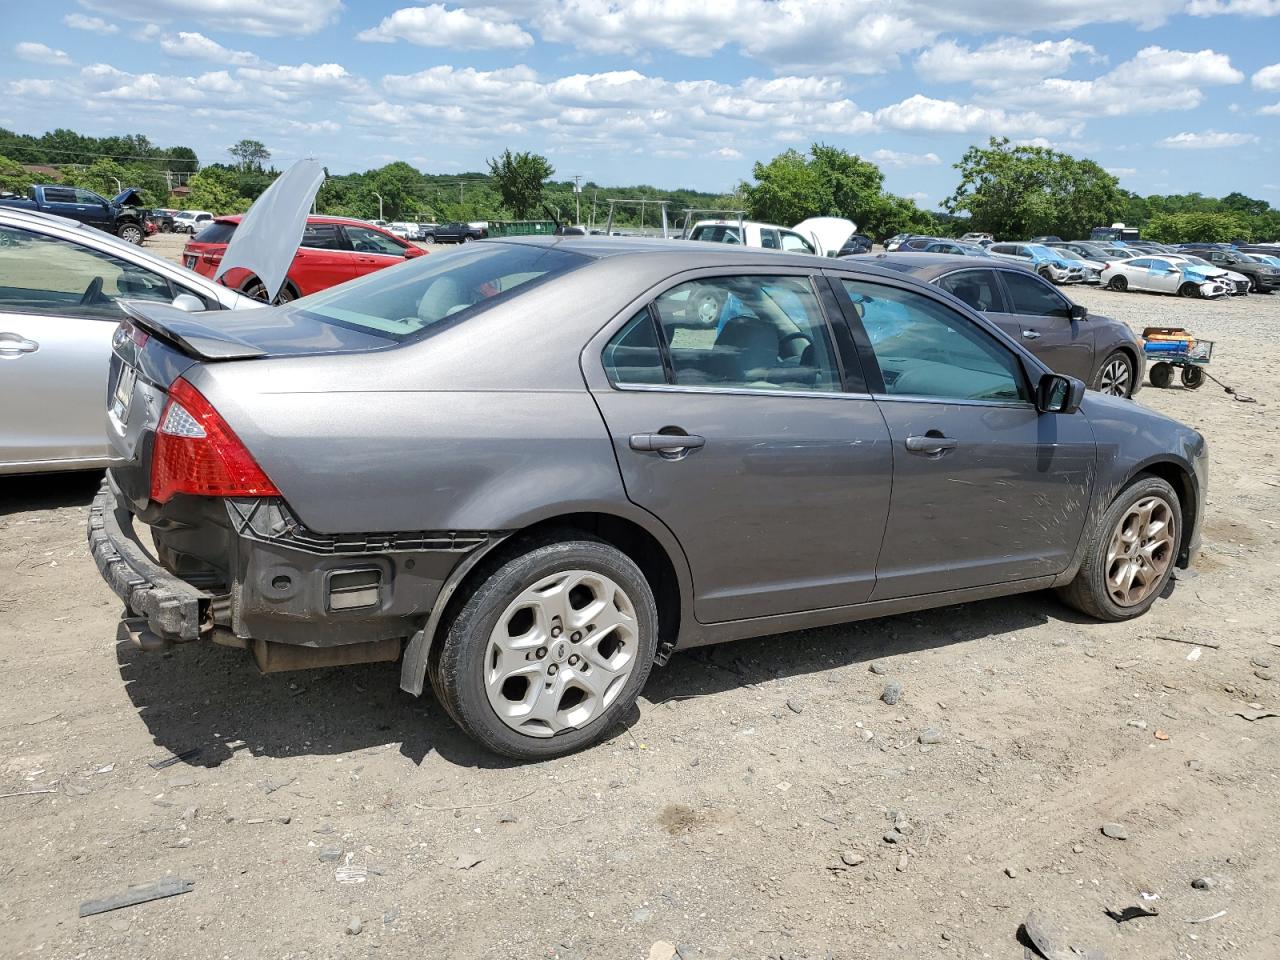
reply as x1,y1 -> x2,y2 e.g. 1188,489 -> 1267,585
150,377 -> 279,504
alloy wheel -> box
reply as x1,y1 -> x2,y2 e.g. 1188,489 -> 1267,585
483,570 -> 639,738
1098,356 -> 1132,397
1105,496 -> 1176,607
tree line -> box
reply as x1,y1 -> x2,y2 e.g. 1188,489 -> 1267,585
1,126 -> 1276,242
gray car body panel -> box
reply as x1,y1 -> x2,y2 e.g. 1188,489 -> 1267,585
100,237 -> 1205,675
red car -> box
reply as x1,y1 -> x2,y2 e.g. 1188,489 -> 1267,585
183,215 -> 426,302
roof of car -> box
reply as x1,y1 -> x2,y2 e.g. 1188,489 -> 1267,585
869,252 -> 1036,279
214,214 -> 384,227
491,234 -> 831,266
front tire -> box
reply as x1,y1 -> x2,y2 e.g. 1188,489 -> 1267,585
1094,351 -> 1134,397
117,222 -> 144,244
434,537 -> 659,760
1178,282 -> 1200,299
1057,475 -> 1181,622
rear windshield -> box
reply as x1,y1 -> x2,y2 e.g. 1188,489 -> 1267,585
193,222 -> 237,244
293,242 -> 588,341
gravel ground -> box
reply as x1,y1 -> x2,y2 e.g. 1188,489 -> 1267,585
2,250 -> 1279,960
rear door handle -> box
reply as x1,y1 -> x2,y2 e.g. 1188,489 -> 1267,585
629,433 -> 705,453
1022,330 -> 1042,340
0,334 -> 39,356
904,435 -> 957,455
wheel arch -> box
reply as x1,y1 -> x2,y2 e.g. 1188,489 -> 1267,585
400,508 -> 694,697
1132,459 -> 1198,568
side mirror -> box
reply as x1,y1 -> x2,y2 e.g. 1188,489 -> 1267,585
403,249 -> 416,258
170,293 -> 205,312
1069,303 -> 1088,321
1037,373 -> 1085,414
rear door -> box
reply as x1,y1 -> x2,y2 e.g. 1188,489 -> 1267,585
342,224 -> 410,279
831,274 -> 1095,599
290,222 -> 355,294
0,222 -> 177,468
585,270 -> 893,623
991,268 -> 1094,381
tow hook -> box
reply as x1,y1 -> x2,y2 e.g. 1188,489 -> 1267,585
117,616 -> 171,653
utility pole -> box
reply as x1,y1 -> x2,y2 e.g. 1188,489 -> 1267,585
372,191 -> 384,222
110,176 -> 122,193
459,181 -> 464,207
591,189 -> 598,231
573,175 -> 582,225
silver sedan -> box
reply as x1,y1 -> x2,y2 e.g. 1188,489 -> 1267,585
0,208 -> 258,475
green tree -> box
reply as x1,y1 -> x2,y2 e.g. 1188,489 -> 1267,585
486,150 -> 555,219
945,137 -> 1122,239
180,167 -> 244,213
228,138 -> 270,173
0,154 -> 35,195
742,144 -> 906,234
741,148 -> 828,225
1144,211 -> 1253,244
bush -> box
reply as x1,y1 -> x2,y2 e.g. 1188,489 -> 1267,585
1144,211 -> 1252,244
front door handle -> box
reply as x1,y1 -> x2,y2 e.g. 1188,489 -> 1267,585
629,433 -> 705,453
0,334 -> 39,356
1022,330 -> 1042,340
904,435 -> 957,455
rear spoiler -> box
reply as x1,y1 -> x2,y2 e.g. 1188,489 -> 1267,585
118,300 -> 268,361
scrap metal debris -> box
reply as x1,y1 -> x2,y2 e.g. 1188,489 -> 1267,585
1185,909 -> 1228,924
1233,709 -> 1280,722
79,878 -> 195,917
1105,905 -> 1159,923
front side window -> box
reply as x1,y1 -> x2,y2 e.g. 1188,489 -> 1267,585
74,189 -> 106,205
641,275 -> 839,392
0,224 -> 174,318
344,225 -> 406,256
1000,270 -> 1069,316
842,279 -> 1029,404
780,231 -> 814,254
936,269 -> 1003,312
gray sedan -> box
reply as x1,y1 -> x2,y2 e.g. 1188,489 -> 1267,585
92,238 -> 1206,759
0,208 -> 258,474
872,253 -> 1145,397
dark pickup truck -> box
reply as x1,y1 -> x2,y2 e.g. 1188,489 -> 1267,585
0,184 -> 149,243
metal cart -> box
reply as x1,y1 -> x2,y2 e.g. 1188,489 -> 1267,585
1142,327 -> 1213,390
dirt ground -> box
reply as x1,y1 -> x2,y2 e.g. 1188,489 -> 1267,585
2,257 -> 1279,960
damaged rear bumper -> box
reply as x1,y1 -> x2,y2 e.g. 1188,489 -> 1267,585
88,479 -> 208,641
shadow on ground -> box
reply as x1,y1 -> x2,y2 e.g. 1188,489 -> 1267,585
116,588 -> 1092,770
0,471 -> 102,516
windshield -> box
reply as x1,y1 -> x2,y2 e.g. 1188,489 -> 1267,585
1054,248 -> 1084,261
294,242 -> 588,341
1025,244 -> 1057,258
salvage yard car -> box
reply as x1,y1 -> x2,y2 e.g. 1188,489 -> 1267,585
988,243 -> 1085,284
0,183 -> 150,244
91,237 -> 1206,759
183,214 -> 424,302
687,218 -> 817,254
0,207 -> 258,475
1101,256 -> 1230,299
874,252 -> 1144,396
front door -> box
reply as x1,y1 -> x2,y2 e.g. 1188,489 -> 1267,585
832,275 -> 1096,600
343,224 -> 412,280
586,272 -> 894,623
991,269 -> 1094,382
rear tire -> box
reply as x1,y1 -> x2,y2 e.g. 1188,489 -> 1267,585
434,537 -> 659,760
242,278 -> 297,305
1057,474 -> 1181,622
1107,275 -> 1128,292
1181,365 -> 1205,390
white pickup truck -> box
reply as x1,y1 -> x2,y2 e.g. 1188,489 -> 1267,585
686,215 -> 857,257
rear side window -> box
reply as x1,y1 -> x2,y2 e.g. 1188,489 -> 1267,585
294,243 -> 588,340
603,310 -> 665,385
689,225 -> 743,244
646,275 -> 840,392
301,223 -> 344,250
936,269 -> 1003,312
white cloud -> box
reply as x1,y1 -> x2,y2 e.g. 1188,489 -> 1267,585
873,94 -> 1081,137
236,62 -> 371,101
1188,0 -> 1280,15
1106,167 -> 1138,176
993,46 -> 1244,116
63,13 -> 118,32
358,4 -> 534,49
1257,102 -> 1280,115
6,79 -> 57,97
869,148 -> 941,167
915,37 -> 1098,85
1254,63 -> 1280,90
713,147 -> 742,159
14,42 -> 74,66
159,32 -> 259,66
78,0 -> 342,36
1159,130 -> 1260,148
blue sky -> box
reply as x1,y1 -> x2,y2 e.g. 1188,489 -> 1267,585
3,1 -> 1279,210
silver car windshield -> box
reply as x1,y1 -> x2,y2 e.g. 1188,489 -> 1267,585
294,243 -> 588,341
